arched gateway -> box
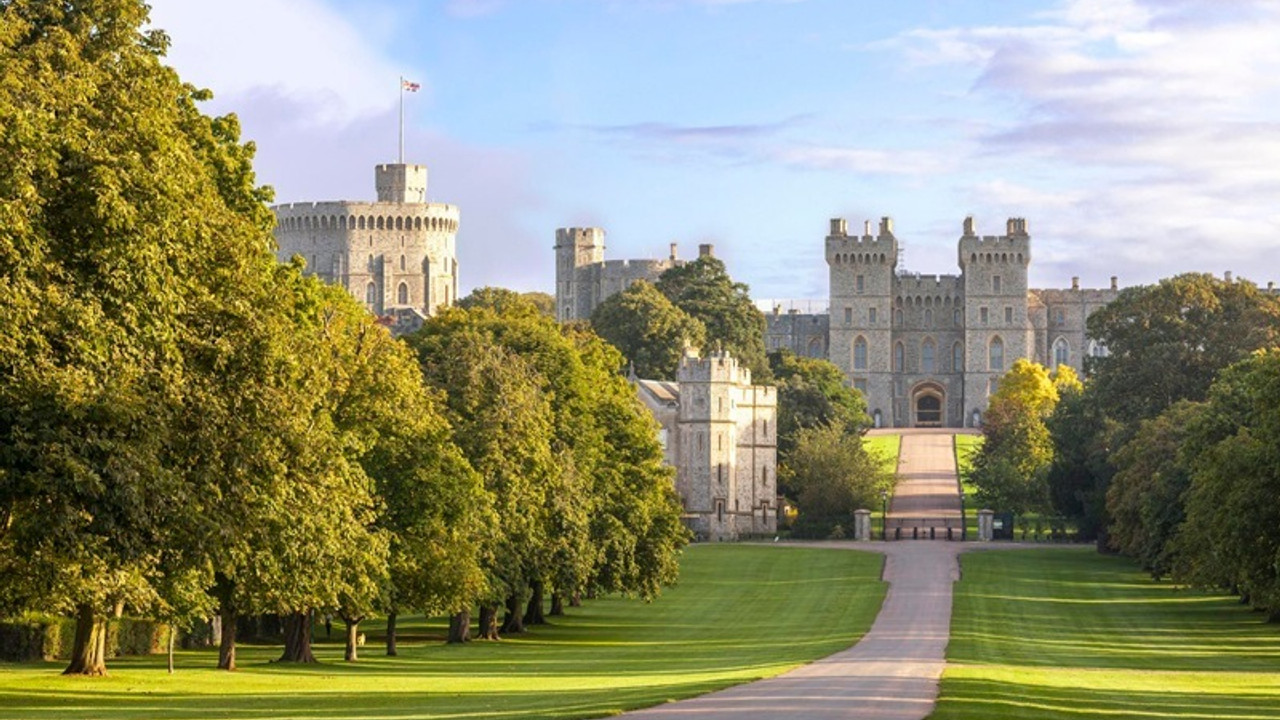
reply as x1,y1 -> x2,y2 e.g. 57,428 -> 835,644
912,382 -> 945,427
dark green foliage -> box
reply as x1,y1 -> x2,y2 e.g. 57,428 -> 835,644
1045,386 -> 1115,541
589,280 -> 705,381
655,256 -> 771,381
768,349 -> 870,461
783,423 -> 893,538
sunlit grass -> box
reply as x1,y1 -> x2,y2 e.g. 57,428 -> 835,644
0,545 -> 886,720
931,548 -> 1280,719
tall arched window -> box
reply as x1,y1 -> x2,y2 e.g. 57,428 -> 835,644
853,336 -> 868,370
399,255 -> 406,271
1053,337 -> 1070,368
365,282 -> 378,308
924,308 -> 933,326
397,282 -> 409,305
952,342 -> 964,372
895,309 -> 903,326
921,339 -> 936,374
954,308 -> 962,325
988,336 -> 1004,372
894,342 -> 905,372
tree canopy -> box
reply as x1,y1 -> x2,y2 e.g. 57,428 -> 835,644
589,280 -> 706,381
654,256 -> 771,381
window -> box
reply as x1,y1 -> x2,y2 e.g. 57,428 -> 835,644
993,275 -> 1002,293
922,339 -> 936,374
1054,308 -> 1066,325
988,377 -> 1000,396
869,307 -> 877,324
853,379 -> 868,394
953,342 -> 964,372
1005,306 -> 1013,324
365,282 -> 378,308
954,308 -> 962,326
853,337 -> 868,370
895,309 -> 903,326
924,308 -> 933,326
856,275 -> 865,293
845,307 -> 853,324
989,336 -> 1004,371
980,307 -> 989,324
894,342 -> 905,372
397,282 -> 409,305
1053,337 -> 1070,368
399,255 -> 406,271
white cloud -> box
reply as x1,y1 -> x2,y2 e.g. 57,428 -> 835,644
885,0 -> 1280,286
774,146 -> 951,177
148,0 -> 409,126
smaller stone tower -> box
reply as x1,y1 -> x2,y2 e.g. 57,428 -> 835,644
554,227 -> 605,322
958,217 -> 1032,424
375,163 -> 428,203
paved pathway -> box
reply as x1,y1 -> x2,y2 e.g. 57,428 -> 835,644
623,431 -> 974,720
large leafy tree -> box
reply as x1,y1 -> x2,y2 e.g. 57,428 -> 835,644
0,0 -> 294,675
783,423 -> 893,538
768,349 -> 870,462
1086,273 -> 1280,427
655,256 -> 771,381
967,360 -> 1060,517
589,280 -> 706,381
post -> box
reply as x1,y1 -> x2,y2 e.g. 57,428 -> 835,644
960,492 -> 967,541
398,76 -> 404,164
880,490 -> 889,541
978,509 -> 995,542
854,509 -> 872,542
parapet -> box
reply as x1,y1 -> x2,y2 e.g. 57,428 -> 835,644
375,163 -> 429,204
555,227 -> 606,249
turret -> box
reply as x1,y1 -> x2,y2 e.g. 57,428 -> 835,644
554,227 -> 606,322
375,164 -> 428,203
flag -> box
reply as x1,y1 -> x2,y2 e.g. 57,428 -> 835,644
402,79 -> 420,92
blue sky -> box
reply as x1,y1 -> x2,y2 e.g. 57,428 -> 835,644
148,0 -> 1280,301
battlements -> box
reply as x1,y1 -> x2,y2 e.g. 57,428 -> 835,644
599,258 -> 674,275
826,216 -> 899,266
555,227 -> 606,249
273,202 -> 460,235
375,163 -> 428,204
678,348 -> 753,387
957,216 -> 1030,268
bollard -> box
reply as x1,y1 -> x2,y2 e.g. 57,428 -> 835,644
930,527 -> 936,540
913,527 -> 919,540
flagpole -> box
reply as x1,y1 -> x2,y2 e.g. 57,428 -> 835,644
398,76 -> 404,164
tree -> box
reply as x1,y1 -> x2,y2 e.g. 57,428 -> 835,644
967,360 -> 1058,517
768,349 -> 871,463
783,423 -> 893,538
589,281 -> 706,381
1045,384 -> 1117,542
655,256 -> 771,382
1175,349 -> 1280,620
1106,401 -> 1201,578
0,0 -> 292,675
1086,273 -> 1280,427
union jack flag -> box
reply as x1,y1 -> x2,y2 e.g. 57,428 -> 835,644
402,79 -> 420,92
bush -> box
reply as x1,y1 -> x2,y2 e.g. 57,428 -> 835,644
114,618 -> 169,656
0,614 -> 75,661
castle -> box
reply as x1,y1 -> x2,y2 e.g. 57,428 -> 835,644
271,163 -> 460,334
555,215 -> 1121,428
634,350 -> 778,541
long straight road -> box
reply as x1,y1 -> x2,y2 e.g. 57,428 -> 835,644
621,430 -> 977,720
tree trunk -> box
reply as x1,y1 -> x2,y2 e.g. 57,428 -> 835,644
385,612 -> 398,656
523,581 -> 546,625
501,593 -> 525,634
277,611 -> 318,663
342,615 -> 362,662
570,593 -> 582,608
477,605 -> 500,640
447,610 -> 471,643
63,603 -> 108,676
217,603 -> 238,670
549,592 -> 565,616
167,626 -> 175,674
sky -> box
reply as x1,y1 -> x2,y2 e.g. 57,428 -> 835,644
147,0 -> 1280,302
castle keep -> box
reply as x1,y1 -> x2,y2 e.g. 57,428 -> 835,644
555,216 -> 1121,429
272,163 -> 460,333
635,351 -> 778,541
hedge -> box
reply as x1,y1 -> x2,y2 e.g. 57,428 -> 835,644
0,615 -> 170,662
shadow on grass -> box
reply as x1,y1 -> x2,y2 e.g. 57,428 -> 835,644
931,676 -> 1280,720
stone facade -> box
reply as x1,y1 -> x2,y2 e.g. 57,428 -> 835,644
823,215 -> 1118,428
555,227 -> 722,322
635,351 -> 778,541
272,163 -> 460,333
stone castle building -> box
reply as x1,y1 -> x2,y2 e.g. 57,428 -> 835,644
555,215 -> 1122,429
635,350 -> 778,541
272,163 -> 460,333
555,226 -> 719,322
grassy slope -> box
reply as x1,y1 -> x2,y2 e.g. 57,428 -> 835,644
953,434 -> 982,537
0,545 -> 886,720
931,548 -> 1280,720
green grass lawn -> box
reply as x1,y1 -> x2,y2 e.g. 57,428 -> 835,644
865,433 -> 902,474
931,548 -> 1280,719
0,545 -> 886,720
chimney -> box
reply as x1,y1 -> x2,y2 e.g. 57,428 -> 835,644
864,220 -> 873,237
1071,276 -> 1080,291
963,216 -> 976,237
829,218 -> 847,237
879,216 -> 894,236
699,243 -> 714,258
669,242 -> 678,260
1110,276 -> 1118,290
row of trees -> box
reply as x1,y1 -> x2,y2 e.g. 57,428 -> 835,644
967,273 -> 1280,619
0,0 -> 687,675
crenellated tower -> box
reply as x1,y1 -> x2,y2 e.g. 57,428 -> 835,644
827,216 -> 898,425
957,217 -> 1032,424
554,227 -> 606,322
